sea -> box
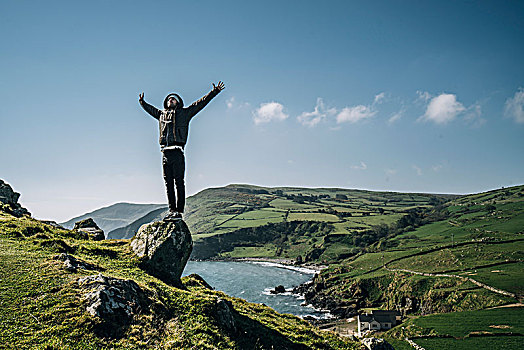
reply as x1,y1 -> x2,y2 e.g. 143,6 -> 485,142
182,260 -> 331,319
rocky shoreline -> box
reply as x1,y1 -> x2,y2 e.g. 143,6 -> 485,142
292,274 -> 359,320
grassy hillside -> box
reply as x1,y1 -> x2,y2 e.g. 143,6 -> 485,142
297,185 -> 523,346
185,184 -> 452,236
305,184 -> 523,296
384,307 -> 524,350
0,211 -> 357,349
181,184 -> 453,261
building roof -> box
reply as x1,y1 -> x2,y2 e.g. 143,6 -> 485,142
371,310 -> 399,316
358,311 -> 396,324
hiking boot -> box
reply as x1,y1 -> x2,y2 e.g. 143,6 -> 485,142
164,211 -> 183,221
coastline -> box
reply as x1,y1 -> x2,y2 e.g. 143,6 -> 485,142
190,257 -> 327,274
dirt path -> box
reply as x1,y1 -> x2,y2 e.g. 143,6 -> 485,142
384,265 -> 518,298
487,303 -> 524,309
376,238 -> 524,299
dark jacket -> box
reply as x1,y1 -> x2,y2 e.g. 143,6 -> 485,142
140,88 -> 220,147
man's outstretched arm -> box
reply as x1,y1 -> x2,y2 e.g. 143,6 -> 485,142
139,92 -> 161,120
186,81 -> 225,118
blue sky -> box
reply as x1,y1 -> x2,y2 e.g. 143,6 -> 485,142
1,0 -> 523,221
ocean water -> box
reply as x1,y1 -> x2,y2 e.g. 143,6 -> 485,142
182,261 -> 331,319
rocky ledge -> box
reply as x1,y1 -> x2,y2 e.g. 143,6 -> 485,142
0,179 -> 30,217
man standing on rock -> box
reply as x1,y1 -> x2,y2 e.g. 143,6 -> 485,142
139,81 -> 225,221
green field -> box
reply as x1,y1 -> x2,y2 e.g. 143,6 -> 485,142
291,185 -> 523,350
413,307 -> 521,335
416,337 -> 523,350
385,307 -> 524,350
182,184 -> 453,262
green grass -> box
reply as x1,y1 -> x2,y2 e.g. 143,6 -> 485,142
415,336 -> 524,350
405,307 -> 524,337
470,262 -> 524,295
0,212 -> 358,349
221,245 -> 278,258
288,212 -> 340,222
387,241 -> 524,273
269,198 -> 319,211
222,216 -> 285,229
180,184 -> 450,263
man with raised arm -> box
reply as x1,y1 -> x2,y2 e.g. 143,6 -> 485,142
139,81 -> 225,221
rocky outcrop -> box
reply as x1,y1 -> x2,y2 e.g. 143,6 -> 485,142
77,274 -> 149,337
0,179 -> 30,217
360,337 -> 394,350
293,275 -> 358,318
215,298 -> 237,333
73,218 -> 105,240
54,253 -> 103,272
130,220 -> 193,287
270,285 -> 286,294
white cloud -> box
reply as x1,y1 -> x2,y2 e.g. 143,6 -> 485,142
226,96 -> 250,110
416,91 -> 432,103
385,168 -> 397,176
336,105 -> 376,124
388,110 -> 403,124
252,102 -> 288,125
297,98 -> 337,127
418,93 -> 465,124
504,88 -> 524,124
351,161 -> 367,170
412,165 -> 422,176
374,92 -> 386,104
464,103 -> 486,127
432,164 -> 443,172
226,97 -> 235,109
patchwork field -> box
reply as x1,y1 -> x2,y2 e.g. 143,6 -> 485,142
385,307 -> 524,350
181,184 -> 453,261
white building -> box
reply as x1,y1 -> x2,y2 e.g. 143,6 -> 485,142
357,310 -> 399,336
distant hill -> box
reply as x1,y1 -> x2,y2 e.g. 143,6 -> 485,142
84,184 -> 457,262
183,184 -> 457,260
107,207 -> 168,239
60,203 -> 166,235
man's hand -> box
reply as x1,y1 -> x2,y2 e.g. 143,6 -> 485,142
139,92 -> 145,103
213,81 -> 225,92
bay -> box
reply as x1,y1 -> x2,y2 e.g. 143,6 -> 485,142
182,261 -> 330,319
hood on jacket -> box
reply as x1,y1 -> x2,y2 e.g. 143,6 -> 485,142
164,93 -> 184,110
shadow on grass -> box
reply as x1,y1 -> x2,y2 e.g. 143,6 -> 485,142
231,313 -> 311,350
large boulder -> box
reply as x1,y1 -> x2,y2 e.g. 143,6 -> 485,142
0,179 -> 30,217
130,220 -> 193,287
215,298 -> 237,333
73,218 -> 105,240
78,274 -> 149,337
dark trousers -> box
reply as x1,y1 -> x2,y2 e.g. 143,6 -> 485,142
162,148 -> 185,213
